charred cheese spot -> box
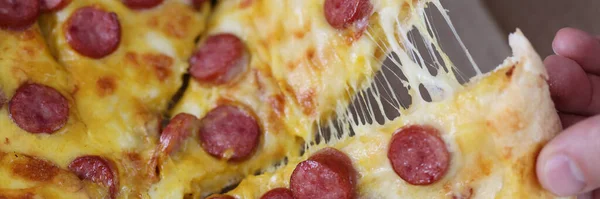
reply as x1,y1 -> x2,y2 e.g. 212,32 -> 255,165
0,191 -> 34,199
490,109 -> 524,134
12,157 -> 60,182
21,46 -> 36,57
297,88 -> 316,116
293,23 -> 312,39
306,48 -> 316,62
125,52 -> 141,66
166,16 -> 192,38
240,0 -> 254,8
477,155 -> 493,176
142,53 -> 174,82
505,66 -> 516,78
19,29 -> 37,41
4,138 -> 9,145
503,147 -> 513,159
268,94 -> 285,116
96,77 -> 117,97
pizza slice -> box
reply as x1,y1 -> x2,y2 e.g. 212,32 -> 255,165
221,30 -> 568,199
153,2 -> 304,197
0,19 -> 121,198
33,0 -> 211,197
0,151 -> 89,199
151,0 -> 566,198
1,0 -> 211,198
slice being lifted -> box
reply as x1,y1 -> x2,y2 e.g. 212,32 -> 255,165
225,31 -> 568,199
164,0 -> 568,198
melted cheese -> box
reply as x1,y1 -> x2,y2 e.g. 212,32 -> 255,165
0,0 -> 210,198
156,0 -> 567,198
227,32 -> 564,199
38,0 -> 210,154
0,25 -> 94,198
0,0 -> 569,198
162,1 -> 304,197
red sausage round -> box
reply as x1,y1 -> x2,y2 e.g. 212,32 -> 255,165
121,0 -> 164,10
387,125 -> 450,185
65,6 -> 121,59
260,188 -> 294,199
40,0 -> 71,12
198,105 -> 260,161
189,33 -> 248,84
159,113 -> 198,155
0,0 -> 39,30
324,0 -> 371,29
68,156 -> 119,198
9,83 -> 69,134
290,147 -> 357,199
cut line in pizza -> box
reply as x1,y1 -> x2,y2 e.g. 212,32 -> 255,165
0,0 -> 570,199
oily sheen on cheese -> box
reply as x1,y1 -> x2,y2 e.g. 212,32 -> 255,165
0,0 -> 211,198
226,31 -> 567,199
162,0 -> 466,197
0,0 -> 569,199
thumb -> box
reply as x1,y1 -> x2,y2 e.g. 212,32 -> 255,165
537,115 -> 600,196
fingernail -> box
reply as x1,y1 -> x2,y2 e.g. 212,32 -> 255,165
544,155 -> 586,196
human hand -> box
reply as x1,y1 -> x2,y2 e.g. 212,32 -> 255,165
537,27 -> 600,199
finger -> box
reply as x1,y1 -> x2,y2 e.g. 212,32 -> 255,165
559,113 -> 586,128
537,115 -> 600,196
545,55 -> 600,115
553,28 -> 600,75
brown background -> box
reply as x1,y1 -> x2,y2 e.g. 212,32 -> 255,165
436,0 -> 599,74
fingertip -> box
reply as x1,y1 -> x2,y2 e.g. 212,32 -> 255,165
552,28 -> 600,73
538,116 -> 600,196
553,28 -> 594,59
543,55 -> 591,112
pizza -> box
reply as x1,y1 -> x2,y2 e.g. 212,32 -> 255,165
0,0 -> 571,199
0,0 -> 210,198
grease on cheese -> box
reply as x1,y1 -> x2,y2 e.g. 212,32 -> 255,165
227,34 -> 561,198
162,1 -> 304,196
0,0 -> 211,198
161,0 -> 470,197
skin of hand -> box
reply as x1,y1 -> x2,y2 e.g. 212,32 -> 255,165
537,27 -> 600,199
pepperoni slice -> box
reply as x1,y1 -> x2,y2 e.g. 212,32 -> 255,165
387,125 -> 450,185
9,83 -> 69,134
68,156 -> 119,198
260,188 -> 294,199
159,113 -> 198,155
198,105 -> 260,161
324,0 -> 372,29
189,33 -> 249,84
0,0 -> 39,30
290,147 -> 357,199
40,0 -> 71,12
66,6 -> 121,59
121,0 -> 164,9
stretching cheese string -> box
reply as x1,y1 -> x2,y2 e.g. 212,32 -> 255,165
311,0 -> 481,150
